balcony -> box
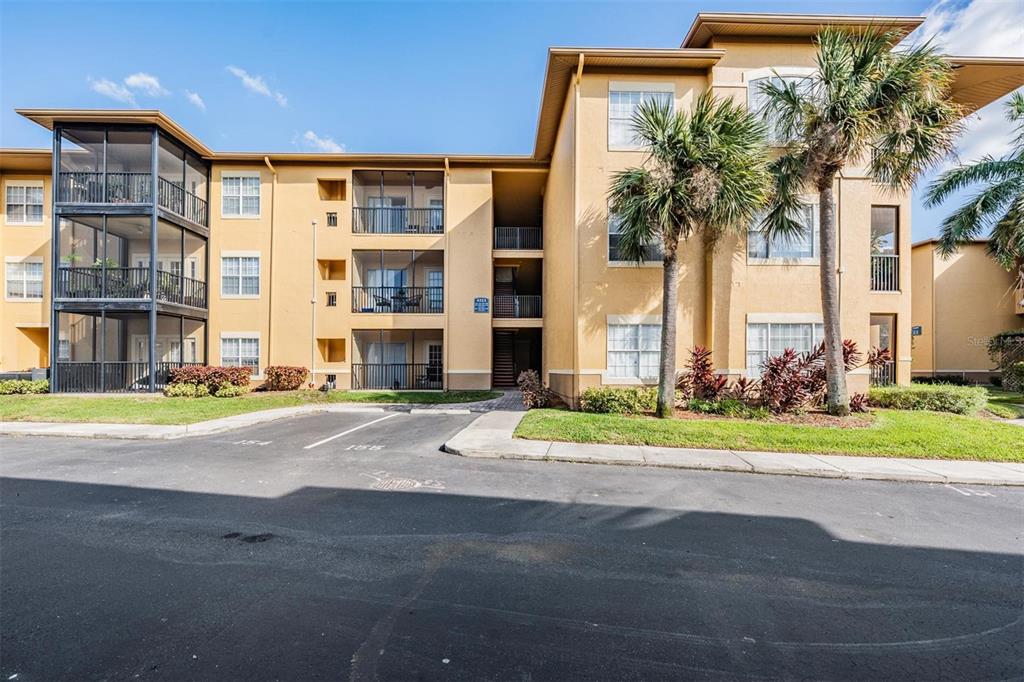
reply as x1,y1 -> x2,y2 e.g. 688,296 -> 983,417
352,207 -> 443,235
55,361 -> 203,393
495,226 -> 542,250
56,267 -> 207,308
352,330 -> 443,390
870,360 -> 896,386
53,311 -> 206,393
352,286 -> 442,314
493,295 -> 542,319
870,254 -> 899,292
57,125 -> 209,227
351,250 -> 443,313
352,170 -> 444,234
57,172 -> 209,226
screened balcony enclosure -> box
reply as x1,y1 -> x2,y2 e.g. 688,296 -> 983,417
351,250 -> 443,313
57,125 -> 209,226
56,216 -> 207,308
54,311 -> 205,392
351,330 -> 443,390
352,170 -> 444,234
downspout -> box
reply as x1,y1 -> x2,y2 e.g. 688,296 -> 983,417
263,156 -> 277,366
443,157 -> 449,390
572,53 -> 583,402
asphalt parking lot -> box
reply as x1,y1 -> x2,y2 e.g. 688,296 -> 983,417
1,411 -> 1022,680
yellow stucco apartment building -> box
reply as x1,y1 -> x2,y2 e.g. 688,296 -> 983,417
1,13 -> 1022,401
911,239 -> 1024,382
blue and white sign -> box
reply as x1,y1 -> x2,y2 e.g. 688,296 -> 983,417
473,297 -> 489,313
912,325 -> 922,336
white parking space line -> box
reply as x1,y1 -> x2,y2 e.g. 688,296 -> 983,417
304,413 -> 399,450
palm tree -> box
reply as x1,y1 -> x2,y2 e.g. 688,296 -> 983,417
758,28 -> 962,415
608,92 -> 771,418
925,91 -> 1024,274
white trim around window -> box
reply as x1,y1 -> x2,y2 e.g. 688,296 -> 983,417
747,201 -> 820,264
745,315 -> 825,378
220,252 -> 260,298
608,81 -> 676,152
4,180 -> 45,226
607,204 -> 663,266
220,332 -> 261,378
605,315 -> 662,384
5,256 -> 44,302
221,171 -> 261,219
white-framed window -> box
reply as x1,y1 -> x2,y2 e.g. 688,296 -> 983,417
747,204 -> 818,260
5,183 -> 44,224
608,82 -> 674,151
58,337 -> 70,361
607,322 -> 661,379
222,173 -> 260,218
221,335 -> 260,376
746,321 -> 824,377
221,256 -> 260,297
608,209 -> 663,263
746,68 -> 815,145
5,259 -> 43,300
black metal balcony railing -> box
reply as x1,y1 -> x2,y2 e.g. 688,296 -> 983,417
352,207 -> 444,234
56,267 -> 207,309
58,172 -> 209,226
351,363 -> 443,390
870,360 -> 896,387
870,254 -> 900,292
54,361 -> 203,393
495,226 -> 543,250
158,177 -> 209,226
58,171 -> 151,204
493,294 -> 542,319
351,286 -> 443,313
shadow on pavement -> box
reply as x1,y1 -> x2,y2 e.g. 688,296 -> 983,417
1,475 -> 1021,680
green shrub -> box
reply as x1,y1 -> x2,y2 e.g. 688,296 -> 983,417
868,384 -> 987,415
912,374 -> 972,386
213,383 -> 249,398
1003,362 -> 1024,393
264,366 -> 309,391
168,366 -> 251,390
0,379 -> 49,395
163,382 -> 210,398
580,386 -> 658,414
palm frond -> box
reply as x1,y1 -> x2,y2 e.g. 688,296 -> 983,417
760,151 -> 811,240
924,158 -> 1023,207
936,176 -> 1023,256
987,192 -> 1024,270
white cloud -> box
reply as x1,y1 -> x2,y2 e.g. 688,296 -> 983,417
226,65 -> 287,107
88,77 -> 137,107
184,90 -> 207,112
302,130 -> 345,153
912,0 -> 1024,166
124,72 -> 169,97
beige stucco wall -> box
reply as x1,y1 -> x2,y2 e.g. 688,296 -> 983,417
0,172 -> 51,372
911,242 -> 1022,378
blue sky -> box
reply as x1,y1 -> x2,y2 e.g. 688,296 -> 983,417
1,0 -> 1021,240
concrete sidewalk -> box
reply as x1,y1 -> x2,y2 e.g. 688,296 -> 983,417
444,411 -> 1024,486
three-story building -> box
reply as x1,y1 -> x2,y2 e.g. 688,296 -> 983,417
2,13 -> 1022,402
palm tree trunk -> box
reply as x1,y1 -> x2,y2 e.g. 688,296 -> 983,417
656,245 -> 679,418
819,182 -> 850,416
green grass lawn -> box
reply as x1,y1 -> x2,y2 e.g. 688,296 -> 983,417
514,408 -> 1024,462
0,390 -> 501,425
984,387 -> 1024,419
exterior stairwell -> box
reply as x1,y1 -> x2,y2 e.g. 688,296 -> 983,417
493,331 -> 517,388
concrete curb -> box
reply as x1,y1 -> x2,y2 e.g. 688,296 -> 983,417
443,411 -> 1024,487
